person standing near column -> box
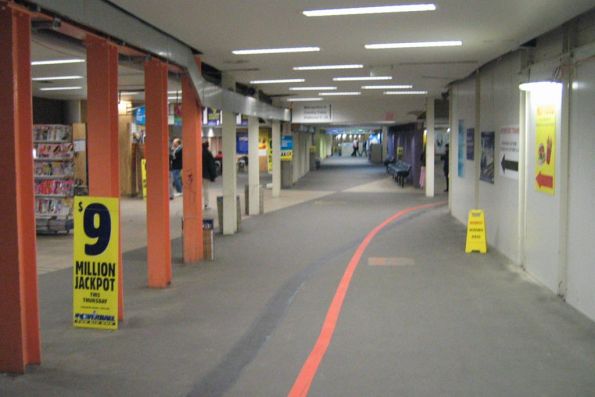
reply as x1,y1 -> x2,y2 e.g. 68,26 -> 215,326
171,138 -> 183,196
202,141 -> 217,209
442,143 -> 449,192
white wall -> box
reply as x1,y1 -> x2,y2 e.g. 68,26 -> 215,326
523,83 -> 563,292
478,55 -> 522,263
449,9 -> 595,322
567,58 -> 595,320
451,78 -> 477,225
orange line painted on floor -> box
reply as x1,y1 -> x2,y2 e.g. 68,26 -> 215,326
287,201 -> 447,397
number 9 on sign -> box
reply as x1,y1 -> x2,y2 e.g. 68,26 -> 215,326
74,196 -> 119,260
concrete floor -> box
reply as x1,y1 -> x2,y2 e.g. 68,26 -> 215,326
2,157 -> 594,396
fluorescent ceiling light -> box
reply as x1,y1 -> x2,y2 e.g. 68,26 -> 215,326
289,86 -> 336,91
168,91 -> 181,94
233,47 -> 320,55
362,85 -> 413,89
250,79 -> 305,84
303,4 -> 436,17
384,90 -> 428,95
32,75 -> 83,81
293,64 -> 363,70
518,82 -> 562,91
333,76 -> 392,81
319,91 -> 361,96
286,97 -> 324,102
31,59 -> 85,65
120,91 -> 142,95
366,41 -> 462,49
168,96 -> 180,100
39,86 -> 82,91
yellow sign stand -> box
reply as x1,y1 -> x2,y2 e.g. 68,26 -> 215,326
465,209 -> 487,254
141,158 -> 147,199
73,196 -> 119,330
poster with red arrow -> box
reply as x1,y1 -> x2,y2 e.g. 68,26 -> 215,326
535,105 -> 556,195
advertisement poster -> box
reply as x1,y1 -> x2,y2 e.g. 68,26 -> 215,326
458,120 -> 465,177
267,139 -> 273,172
73,196 -> 119,330
480,131 -> 495,184
205,107 -> 221,126
281,135 -> 293,161
141,159 -> 147,199
535,105 -> 556,194
499,126 -> 519,180
435,130 -> 448,155
134,106 -> 145,126
466,128 -> 475,161
236,132 -> 248,154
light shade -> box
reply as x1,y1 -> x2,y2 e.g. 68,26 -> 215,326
32,75 -> 83,81
384,90 -> 428,95
333,76 -> 392,81
289,86 -> 336,91
518,81 -> 562,91
365,41 -> 462,49
362,85 -> 413,90
233,47 -> 320,55
319,91 -> 361,96
250,79 -> 305,84
39,86 -> 82,91
31,59 -> 85,65
286,97 -> 323,102
303,4 -> 436,17
293,64 -> 363,70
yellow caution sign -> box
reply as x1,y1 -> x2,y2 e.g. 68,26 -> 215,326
465,209 -> 487,254
141,158 -> 147,199
73,196 -> 119,330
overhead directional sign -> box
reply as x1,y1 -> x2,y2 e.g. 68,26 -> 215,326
499,126 -> 519,180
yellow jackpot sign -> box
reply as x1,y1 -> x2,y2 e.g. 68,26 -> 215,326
73,196 -> 119,330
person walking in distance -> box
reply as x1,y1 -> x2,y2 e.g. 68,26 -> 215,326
351,138 -> 359,157
442,143 -> 450,192
171,138 -> 183,196
202,141 -> 217,209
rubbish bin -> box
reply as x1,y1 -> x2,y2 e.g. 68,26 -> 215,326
202,218 -> 214,260
216,195 -> 241,234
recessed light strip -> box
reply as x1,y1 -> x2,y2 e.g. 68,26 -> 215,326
366,41 -> 462,49
362,85 -> 413,89
250,79 -> 305,84
289,86 -> 336,91
32,75 -> 83,81
31,59 -> 85,65
384,90 -> 428,95
39,86 -> 82,91
286,98 -> 324,102
333,76 -> 392,81
303,4 -> 436,17
233,47 -> 320,55
319,91 -> 361,96
293,64 -> 363,71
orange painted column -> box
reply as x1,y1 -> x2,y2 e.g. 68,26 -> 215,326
144,59 -> 172,287
182,74 -> 204,263
86,36 -> 124,320
0,6 -> 41,373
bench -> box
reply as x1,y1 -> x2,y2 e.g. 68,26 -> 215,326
387,161 -> 412,187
